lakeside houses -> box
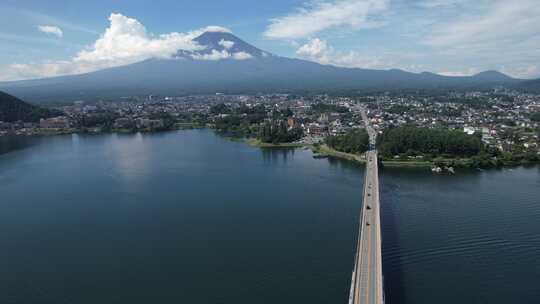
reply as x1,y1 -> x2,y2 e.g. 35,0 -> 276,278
2,90 -> 539,156
40,116 -> 70,129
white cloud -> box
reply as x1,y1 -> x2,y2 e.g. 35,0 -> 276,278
191,49 -> 231,61
296,38 -> 331,61
417,0 -> 540,79
501,65 -> 540,79
37,25 -> 63,38
0,14 -> 237,81
437,68 -> 480,77
264,0 -> 388,39
233,52 -> 253,60
202,26 -> 231,34
18,8 -> 99,35
0,32 -> 80,47
417,0 -> 467,9
296,38 -> 388,69
73,13 -> 202,67
423,0 -> 540,48
6,61 -> 74,80
219,39 -> 235,49
191,50 -> 253,61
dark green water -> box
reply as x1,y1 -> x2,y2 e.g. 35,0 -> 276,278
0,130 -> 539,304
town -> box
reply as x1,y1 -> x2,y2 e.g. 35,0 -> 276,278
1,89 -> 540,166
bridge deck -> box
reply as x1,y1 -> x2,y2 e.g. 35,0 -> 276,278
349,109 -> 383,304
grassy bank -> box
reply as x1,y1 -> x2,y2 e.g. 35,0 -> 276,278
246,138 -> 308,148
246,139 -> 366,162
380,160 -> 432,168
381,157 -> 480,168
311,144 -> 366,163
245,137 -> 539,170
380,156 -> 539,169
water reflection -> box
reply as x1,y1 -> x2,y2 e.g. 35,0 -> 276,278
326,156 -> 364,171
261,148 -> 296,164
105,133 -> 153,183
0,131 -> 539,304
0,136 -> 43,156
380,174 -> 407,303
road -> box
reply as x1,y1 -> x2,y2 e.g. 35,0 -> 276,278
348,107 -> 384,304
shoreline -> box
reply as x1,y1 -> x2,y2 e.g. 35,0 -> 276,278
311,144 -> 367,163
246,138 -> 309,149
246,140 -> 435,168
246,139 -> 366,162
4,129 -> 538,170
0,123 -> 205,138
244,138 -> 540,170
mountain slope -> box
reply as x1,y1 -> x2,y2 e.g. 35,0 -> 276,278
191,31 -> 269,58
514,78 -> 540,93
0,91 -> 62,122
0,31 -> 527,103
472,70 -> 515,82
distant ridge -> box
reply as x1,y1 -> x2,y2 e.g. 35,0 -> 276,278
514,77 -> 540,93
0,31 -> 531,104
471,70 -> 515,82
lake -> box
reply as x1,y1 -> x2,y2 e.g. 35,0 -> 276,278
1,130 -> 539,303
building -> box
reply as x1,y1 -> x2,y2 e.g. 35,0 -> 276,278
287,117 -> 295,129
306,123 -> 328,135
39,117 -> 69,129
463,126 -> 476,135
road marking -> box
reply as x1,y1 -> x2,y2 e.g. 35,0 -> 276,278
364,209 -> 372,304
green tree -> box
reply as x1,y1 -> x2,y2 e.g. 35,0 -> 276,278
258,120 -> 303,144
377,126 -> 483,158
325,129 -> 370,154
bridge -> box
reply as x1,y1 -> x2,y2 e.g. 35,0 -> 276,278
348,108 -> 384,304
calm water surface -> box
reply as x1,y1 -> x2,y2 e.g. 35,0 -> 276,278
0,130 -> 539,304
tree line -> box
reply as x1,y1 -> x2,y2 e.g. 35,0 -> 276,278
211,103 -> 267,136
377,126 -> 482,157
258,120 -> 303,144
310,103 -> 349,114
325,129 -> 370,154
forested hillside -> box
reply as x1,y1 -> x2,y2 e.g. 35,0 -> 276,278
0,91 -> 61,122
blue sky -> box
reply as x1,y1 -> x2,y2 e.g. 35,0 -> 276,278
1,0 -> 539,81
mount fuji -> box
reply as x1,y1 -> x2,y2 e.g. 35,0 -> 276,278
0,31 -> 526,103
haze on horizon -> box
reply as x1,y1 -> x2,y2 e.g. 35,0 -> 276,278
0,0 -> 539,82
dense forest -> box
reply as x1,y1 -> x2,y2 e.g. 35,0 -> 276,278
0,91 -> 62,122
258,120 -> 303,144
214,115 -> 260,137
209,103 -> 303,143
325,129 -> 370,154
377,126 -> 483,157
211,103 -> 267,136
